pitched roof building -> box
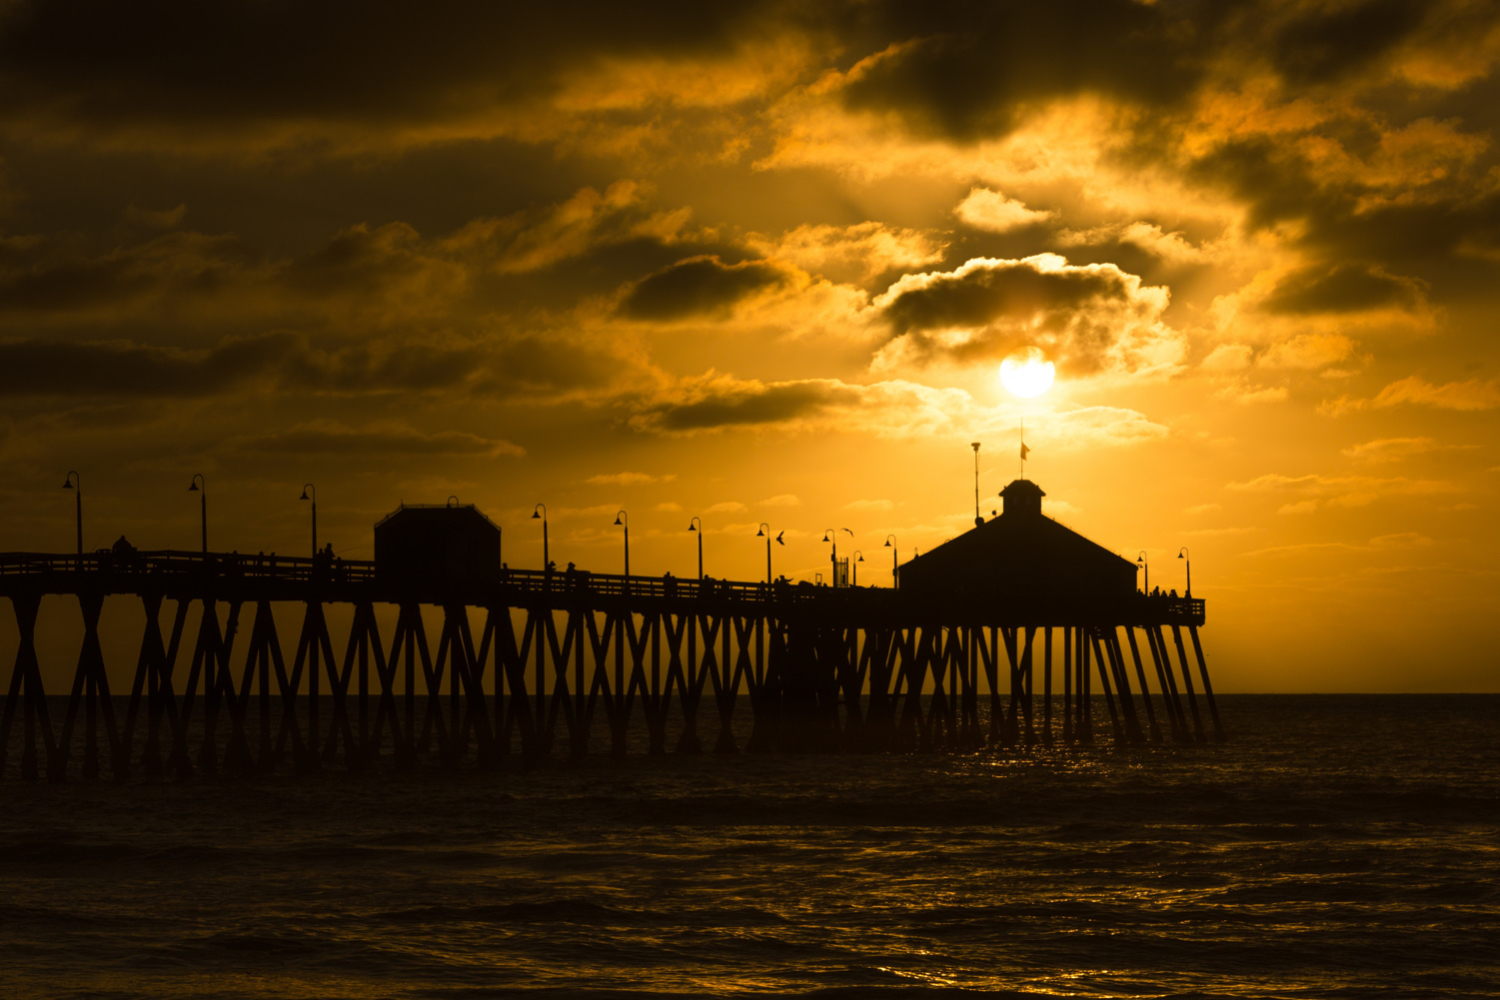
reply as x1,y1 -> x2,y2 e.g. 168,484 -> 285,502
898,479 -> 1137,623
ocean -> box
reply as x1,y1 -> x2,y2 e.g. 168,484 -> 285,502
1,695 -> 1497,999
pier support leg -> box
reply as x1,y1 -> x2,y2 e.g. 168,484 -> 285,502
1188,626 -> 1226,742
1169,625 -> 1206,743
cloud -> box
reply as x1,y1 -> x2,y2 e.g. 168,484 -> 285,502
1258,333 -> 1356,369
630,372 -> 864,431
872,253 -> 1180,376
230,421 -> 523,457
1263,262 -> 1428,315
1184,503 -> 1223,515
0,325 -> 658,403
0,332 -> 294,396
629,370 -> 1170,448
654,501 -> 683,512
1341,437 -> 1475,463
1059,222 -> 1215,265
618,255 -> 797,321
843,498 -> 894,512
0,1 -> 822,153
123,203 -> 186,229
746,222 -> 945,284
586,471 -> 675,486
759,494 -> 802,507
705,500 -> 747,514
954,188 -> 1054,232
836,5 -> 1198,142
1230,472 -> 1458,508
1373,375 -> 1500,411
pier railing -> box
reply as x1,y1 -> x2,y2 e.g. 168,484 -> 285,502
0,551 -> 1204,625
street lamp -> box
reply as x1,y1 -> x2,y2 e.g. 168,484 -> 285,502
755,523 -> 781,584
299,484 -> 317,556
61,471 -> 82,556
884,534 -> 897,589
688,516 -> 703,579
532,503 -> 549,570
851,550 -> 864,587
822,527 -> 853,587
188,474 -> 207,553
1137,550 -> 1148,594
613,510 -> 630,577
1178,547 -> 1191,597
971,441 -> 983,527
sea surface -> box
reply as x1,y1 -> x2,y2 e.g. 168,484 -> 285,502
1,695 -> 1497,999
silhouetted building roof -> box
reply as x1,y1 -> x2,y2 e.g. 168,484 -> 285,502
374,502 -> 501,597
899,479 -> 1135,620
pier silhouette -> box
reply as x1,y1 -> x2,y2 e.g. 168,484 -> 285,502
0,481 -> 1222,781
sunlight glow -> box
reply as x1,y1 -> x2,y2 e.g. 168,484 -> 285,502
999,348 -> 1055,398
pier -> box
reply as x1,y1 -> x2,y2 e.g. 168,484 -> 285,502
0,481 -> 1224,781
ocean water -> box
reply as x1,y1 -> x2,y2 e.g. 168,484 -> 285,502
1,695 -> 1497,999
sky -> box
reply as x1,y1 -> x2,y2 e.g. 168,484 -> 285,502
0,0 -> 1497,692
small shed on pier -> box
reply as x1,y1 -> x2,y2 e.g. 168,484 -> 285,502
898,479 -> 1136,619
374,502 -> 501,596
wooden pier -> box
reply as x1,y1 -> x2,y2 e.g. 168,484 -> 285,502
0,545 -> 1223,782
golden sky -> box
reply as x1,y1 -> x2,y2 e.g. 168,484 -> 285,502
0,0 -> 1497,691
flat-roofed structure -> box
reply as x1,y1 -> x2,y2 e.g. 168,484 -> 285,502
374,502 -> 501,597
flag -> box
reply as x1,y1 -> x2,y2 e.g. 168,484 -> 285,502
1021,442 -> 1030,460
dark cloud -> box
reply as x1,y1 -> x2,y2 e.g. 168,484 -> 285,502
880,257 -> 1126,334
636,378 -> 861,431
0,0 -> 804,135
842,0 -> 1209,141
873,256 -> 1177,373
1271,0 -> 1428,86
0,331 -> 641,400
0,333 -> 294,396
231,422 -> 522,457
619,255 -> 792,321
1264,262 -> 1428,315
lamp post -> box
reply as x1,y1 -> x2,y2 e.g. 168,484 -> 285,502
1178,547 -> 1191,597
532,503 -> 548,570
971,441 -> 983,527
851,550 -> 864,587
884,534 -> 897,589
755,523 -> 780,584
299,484 -> 317,556
62,471 -> 82,557
688,517 -> 703,579
1137,550 -> 1148,594
188,474 -> 207,553
613,510 -> 630,577
822,527 -> 853,587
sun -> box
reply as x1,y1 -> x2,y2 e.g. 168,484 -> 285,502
999,348 -> 1055,398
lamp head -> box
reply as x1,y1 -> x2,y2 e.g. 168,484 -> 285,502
688,523 -> 696,532
614,514 -> 623,526
756,526 -> 764,537
822,531 -> 831,542
299,489 -> 309,501
62,478 -> 73,490
883,538 -> 891,548
531,510 -> 541,519
188,481 -> 199,492
857,553 -> 864,562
